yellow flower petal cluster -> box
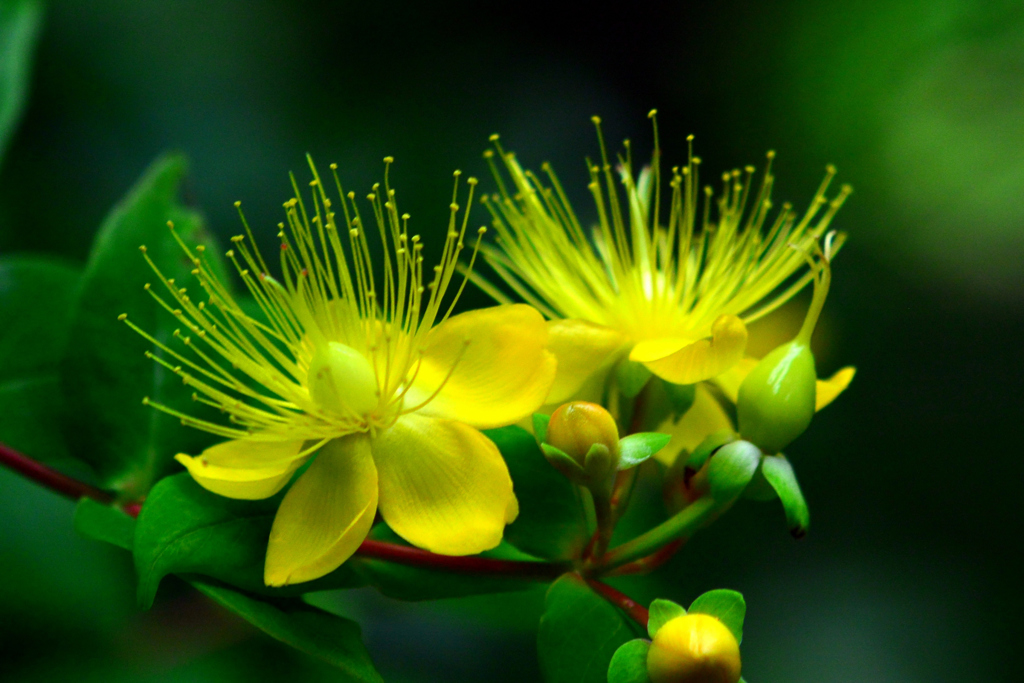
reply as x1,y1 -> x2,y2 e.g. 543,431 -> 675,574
475,114 -> 851,405
473,114 -> 854,458
123,157 -> 555,586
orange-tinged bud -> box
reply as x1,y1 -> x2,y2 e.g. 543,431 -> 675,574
647,614 -> 741,683
546,401 -> 620,469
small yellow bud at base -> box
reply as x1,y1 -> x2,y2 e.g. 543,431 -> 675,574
307,342 -> 379,418
546,401 -> 620,469
647,614 -> 741,683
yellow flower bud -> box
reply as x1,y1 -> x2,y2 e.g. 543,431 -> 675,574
307,341 -> 379,417
646,614 -> 741,683
546,401 -> 620,469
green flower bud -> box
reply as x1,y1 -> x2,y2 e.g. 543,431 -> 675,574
646,614 -> 742,683
546,401 -> 621,471
737,340 -> 816,454
737,239 -> 836,454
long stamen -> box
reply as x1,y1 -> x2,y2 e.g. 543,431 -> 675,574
475,119 -> 849,342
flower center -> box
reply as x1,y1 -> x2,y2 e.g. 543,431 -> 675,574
307,342 -> 379,418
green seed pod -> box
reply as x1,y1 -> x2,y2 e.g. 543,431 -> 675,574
737,238 -> 837,454
737,340 -> 816,454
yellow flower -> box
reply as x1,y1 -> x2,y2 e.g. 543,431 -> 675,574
474,112 -> 851,407
121,158 -> 556,586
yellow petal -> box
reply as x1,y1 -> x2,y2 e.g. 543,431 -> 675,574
408,304 -> 556,429
630,315 -> 748,384
175,438 -> 308,500
545,319 -> 628,403
653,384 -> 733,466
712,357 -> 759,404
373,413 -> 516,555
816,366 -> 856,411
264,435 -> 378,586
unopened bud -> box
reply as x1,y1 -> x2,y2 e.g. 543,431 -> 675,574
736,340 -> 816,454
546,401 -> 620,469
647,614 -> 741,683
540,402 -> 622,489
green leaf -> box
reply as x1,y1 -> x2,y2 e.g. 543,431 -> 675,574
533,412 -> 550,443
705,440 -> 761,501
761,454 -> 810,538
688,589 -> 746,644
60,154 -> 228,498
646,598 -> 685,638
537,573 -> 644,683
486,425 -> 589,561
351,522 -> 544,601
133,472 -> 363,609
0,0 -> 43,165
73,498 -> 136,551
617,433 -> 671,470
607,639 -> 652,683
0,257 -> 83,471
191,579 -> 383,682
616,359 -> 653,399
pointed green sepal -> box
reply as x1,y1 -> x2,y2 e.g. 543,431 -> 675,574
541,442 -> 587,482
661,380 -> 696,419
685,429 -> 739,472
761,454 -> 810,538
688,589 -> 746,644
647,599 -> 686,638
617,359 -> 653,399
584,442 -> 616,481
607,639 -> 652,683
618,432 -> 672,470
533,412 -> 551,443
705,440 -> 761,501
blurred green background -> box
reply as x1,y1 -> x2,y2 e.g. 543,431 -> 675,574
2,0 -> 1022,681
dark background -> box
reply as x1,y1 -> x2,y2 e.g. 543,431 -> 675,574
2,1 -> 1022,681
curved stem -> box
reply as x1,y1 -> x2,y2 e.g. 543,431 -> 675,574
356,539 -> 568,578
0,442 -> 113,504
600,496 -> 725,571
604,538 -> 684,577
587,578 -> 649,629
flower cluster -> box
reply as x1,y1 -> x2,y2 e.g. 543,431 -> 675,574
475,112 -> 855,463
124,113 -> 856,630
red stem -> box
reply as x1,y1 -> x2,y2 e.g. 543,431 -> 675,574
0,441 -> 568,579
0,442 -> 113,505
587,578 -> 649,629
356,539 -> 567,578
